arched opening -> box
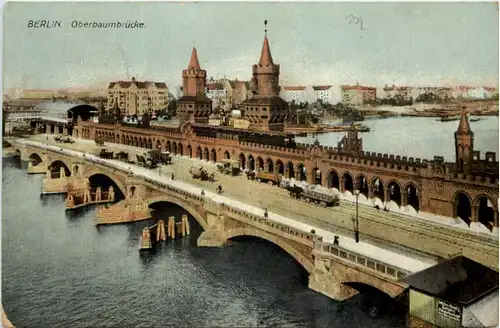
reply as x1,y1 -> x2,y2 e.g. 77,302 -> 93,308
454,192 -> 472,225
223,230 -> 313,274
476,196 -> 496,230
298,163 -> 306,181
276,160 -> 284,175
203,148 -> 209,161
187,145 -> 193,158
147,201 -> 204,238
147,139 -> 152,149
196,146 -> 202,160
210,149 -> 217,163
387,181 -> 401,207
29,153 -> 43,166
130,186 -> 136,197
341,282 -> 397,319
342,173 -> 354,193
239,153 -> 246,169
372,178 -> 385,202
327,170 -> 340,189
224,151 -> 230,160
248,155 -> 255,171
88,174 -> 125,201
356,175 -> 369,198
48,160 -> 71,179
287,162 -> 295,179
256,157 -> 264,171
178,144 -> 183,157
406,184 -> 420,212
166,141 -> 172,152
172,143 -> 178,155
266,158 -> 274,173
313,168 -> 322,185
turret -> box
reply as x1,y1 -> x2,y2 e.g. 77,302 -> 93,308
176,47 -> 212,124
455,107 -> 474,173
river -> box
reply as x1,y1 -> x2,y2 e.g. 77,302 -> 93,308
296,116 -> 499,162
1,157 -> 405,327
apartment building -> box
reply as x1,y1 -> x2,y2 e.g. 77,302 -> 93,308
341,84 -> 377,106
107,77 -> 169,116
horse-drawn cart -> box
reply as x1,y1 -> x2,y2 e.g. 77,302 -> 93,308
255,171 -> 282,185
286,184 -> 340,207
217,159 -> 240,176
98,148 -> 114,159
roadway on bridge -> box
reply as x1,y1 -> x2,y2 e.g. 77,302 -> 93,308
25,134 -> 499,268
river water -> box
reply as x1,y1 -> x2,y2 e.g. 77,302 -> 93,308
296,116 -> 499,162
2,158 -> 405,327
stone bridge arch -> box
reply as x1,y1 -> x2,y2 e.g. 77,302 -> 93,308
145,195 -> 208,230
81,166 -> 128,197
221,227 -> 314,273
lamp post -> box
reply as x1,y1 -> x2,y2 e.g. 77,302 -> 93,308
355,189 -> 360,243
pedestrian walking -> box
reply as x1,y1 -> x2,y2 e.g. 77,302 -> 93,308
171,172 -> 175,180
264,209 -> 268,218
217,184 -> 223,194
333,236 -> 339,246
201,189 -> 205,196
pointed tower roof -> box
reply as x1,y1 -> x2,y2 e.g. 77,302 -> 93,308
258,36 -> 274,66
457,107 -> 472,134
188,47 -> 201,69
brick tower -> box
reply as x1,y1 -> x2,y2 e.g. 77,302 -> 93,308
177,47 -> 212,124
242,22 -> 288,132
455,107 -> 474,173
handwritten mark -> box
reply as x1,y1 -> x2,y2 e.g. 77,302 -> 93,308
345,14 -> 365,31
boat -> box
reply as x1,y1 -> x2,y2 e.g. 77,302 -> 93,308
438,116 -> 460,122
470,117 -> 481,122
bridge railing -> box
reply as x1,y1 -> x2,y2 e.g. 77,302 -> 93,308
317,239 -> 410,280
219,202 -> 315,246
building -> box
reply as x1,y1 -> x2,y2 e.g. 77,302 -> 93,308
241,31 -> 289,131
451,86 -> 472,100
205,78 -> 227,110
405,256 -> 498,328
484,87 -> 499,99
227,79 -> 251,108
312,85 -> 342,105
107,77 -> 169,116
281,86 -> 307,104
341,84 -> 377,106
379,85 -> 413,101
436,87 -> 452,100
176,47 -> 212,124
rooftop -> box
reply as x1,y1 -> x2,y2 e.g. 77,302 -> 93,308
404,256 -> 499,305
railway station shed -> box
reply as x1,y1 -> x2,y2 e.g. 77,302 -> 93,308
404,256 -> 498,328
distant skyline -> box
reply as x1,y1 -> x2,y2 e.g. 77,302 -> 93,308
3,2 -> 499,93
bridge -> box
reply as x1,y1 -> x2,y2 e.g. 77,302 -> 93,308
10,138 -> 441,302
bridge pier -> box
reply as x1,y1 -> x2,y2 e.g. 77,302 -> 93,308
27,160 -> 46,174
140,227 -> 152,250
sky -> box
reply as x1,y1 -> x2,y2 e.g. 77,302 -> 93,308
2,2 -> 499,92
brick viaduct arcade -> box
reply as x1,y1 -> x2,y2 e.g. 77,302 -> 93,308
67,113 -> 500,232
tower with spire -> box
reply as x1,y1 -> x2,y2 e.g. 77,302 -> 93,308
241,21 -> 289,132
177,47 -> 212,124
455,107 -> 474,173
